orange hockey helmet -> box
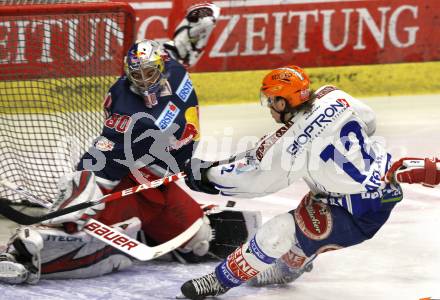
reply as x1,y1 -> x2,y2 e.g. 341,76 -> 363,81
260,65 -> 311,108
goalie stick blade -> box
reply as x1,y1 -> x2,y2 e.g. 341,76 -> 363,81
84,218 -> 204,261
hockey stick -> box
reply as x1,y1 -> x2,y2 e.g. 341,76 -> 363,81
0,173 -> 204,260
0,177 -> 53,208
83,217 -> 203,261
0,172 -> 185,225
0,149 -> 250,225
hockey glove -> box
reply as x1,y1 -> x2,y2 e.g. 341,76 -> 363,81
385,157 -> 440,187
43,170 -> 105,232
183,158 -> 219,194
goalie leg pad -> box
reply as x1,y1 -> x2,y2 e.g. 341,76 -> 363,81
37,217 -> 140,279
207,209 -> 262,259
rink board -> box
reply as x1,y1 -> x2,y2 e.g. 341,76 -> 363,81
0,76 -> 117,114
191,61 -> 440,105
1,61 -> 439,110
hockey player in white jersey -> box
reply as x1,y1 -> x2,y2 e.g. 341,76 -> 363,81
179,65 -> 405,299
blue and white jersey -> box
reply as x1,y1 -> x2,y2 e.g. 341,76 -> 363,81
207,86 -> 400,216
78,58 -> 200,182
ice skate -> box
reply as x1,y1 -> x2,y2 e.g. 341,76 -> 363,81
181,272 -> 229,299
248,259 -> 313,287
0,253 -> 33,284
0,227 -> 43,284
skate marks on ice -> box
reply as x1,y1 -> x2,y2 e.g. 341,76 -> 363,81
0,187 -> 439,300
0,261 -> 295,300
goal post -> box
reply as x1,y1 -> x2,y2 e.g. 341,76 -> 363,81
0,1 -> 135,204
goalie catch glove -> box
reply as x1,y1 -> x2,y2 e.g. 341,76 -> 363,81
385,157 -> 440,187
163,2 -> 220,68
43,170 -> 105,232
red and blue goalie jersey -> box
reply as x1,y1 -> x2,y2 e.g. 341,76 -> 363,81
78,58 -> 200,180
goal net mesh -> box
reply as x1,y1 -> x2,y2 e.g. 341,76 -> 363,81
0,2 -> 134,204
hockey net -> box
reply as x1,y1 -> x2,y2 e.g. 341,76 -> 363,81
0,2 -> 135,204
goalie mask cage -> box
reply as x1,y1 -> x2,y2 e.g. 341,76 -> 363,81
0,2 -> 135,204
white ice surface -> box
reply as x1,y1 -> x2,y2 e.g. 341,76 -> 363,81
0,94 -> 439,299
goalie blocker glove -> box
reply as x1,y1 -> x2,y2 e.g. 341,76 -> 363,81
385,157 -> 440,187
43,170 -> 105,232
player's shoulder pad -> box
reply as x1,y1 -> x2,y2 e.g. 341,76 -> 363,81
104,76 -> 129,113
108,76 -> 130,99
313,85 -> 339,100
165,59 -> 195,103
312,85 -> 356,109
165,58 -> 187,78
255,121 -> 295,162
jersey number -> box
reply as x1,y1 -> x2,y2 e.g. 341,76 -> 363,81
221,164 -> 235,175
320,120 -> 376,184
105,113 -> 131,133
